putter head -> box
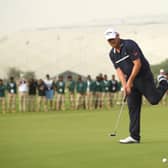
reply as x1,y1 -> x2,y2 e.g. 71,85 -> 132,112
108,133 -> 116,136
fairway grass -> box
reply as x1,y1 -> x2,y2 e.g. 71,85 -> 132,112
0,105 -> 168,168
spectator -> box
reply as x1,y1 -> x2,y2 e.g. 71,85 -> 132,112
109,74 -> 119,106
55,75 -> 65,111
85,75 -> 94,110
100,74 -> 110,109
37,79 -> 46,112
75,76 -> 86,110
28,78 -> 37,112
44,74 -> 54,111
7,77 -> 17,112
18,78 -> 28,112
93,76 -> 102,109
67,75 -> 76,110
0,79 -> 6,114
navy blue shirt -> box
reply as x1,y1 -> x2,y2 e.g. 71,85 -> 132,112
109,39 -> 150,79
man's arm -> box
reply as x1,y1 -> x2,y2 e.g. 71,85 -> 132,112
116,58 -> 141,95
116,68 -> 127,96
126,58 -> 141,94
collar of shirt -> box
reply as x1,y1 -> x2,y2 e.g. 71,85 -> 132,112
113,39 -> 124,54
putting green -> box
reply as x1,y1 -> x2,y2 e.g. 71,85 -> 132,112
0,105 -> 168,168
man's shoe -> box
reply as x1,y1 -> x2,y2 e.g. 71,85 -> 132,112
157,74 -> 167,83
119,136 -> 139,144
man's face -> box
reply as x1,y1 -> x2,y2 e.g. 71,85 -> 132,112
108,36 -> 120,48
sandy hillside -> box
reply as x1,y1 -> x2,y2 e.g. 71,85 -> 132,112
0,23 -> 168,78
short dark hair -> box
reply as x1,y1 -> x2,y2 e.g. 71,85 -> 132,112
46,74 -> 50,78
67,75 -> 72,79
10,76 -> 14,81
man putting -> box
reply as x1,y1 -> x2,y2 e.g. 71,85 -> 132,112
104,28 -> 168,144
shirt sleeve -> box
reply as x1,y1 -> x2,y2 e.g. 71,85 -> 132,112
126,40 -> 142,61
109,51 -> 119,69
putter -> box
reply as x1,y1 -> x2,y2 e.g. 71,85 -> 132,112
109,96 -> 127,137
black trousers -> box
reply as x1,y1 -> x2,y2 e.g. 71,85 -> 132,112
127,70 -> 168,141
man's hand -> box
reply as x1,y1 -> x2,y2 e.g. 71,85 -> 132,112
126,80 -> 133,95
125,58 -> 141,95
123,81 -> 133,96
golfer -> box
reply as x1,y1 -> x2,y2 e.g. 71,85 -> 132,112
104,28 -> 168,144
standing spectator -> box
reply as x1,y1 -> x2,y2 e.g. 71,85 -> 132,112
7,77 -> 17,112
116,81 -> 124,105
101,74 -> 111,109
37,79 -> 46,112
85,75 -> 94,110
75,76 -> 86,110
67,75 -> 76,110
109,74 -> 119,106
28,78 -> 37,112
93,76 -> 102,109
18,78 -> 28,112
44,74 -> 54,111
0,79 -> 6,114
55,75 -> 65,111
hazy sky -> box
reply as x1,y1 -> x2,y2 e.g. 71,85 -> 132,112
0,0 -> 168,32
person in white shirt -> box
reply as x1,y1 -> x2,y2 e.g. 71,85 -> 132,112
18,78 -> 28,112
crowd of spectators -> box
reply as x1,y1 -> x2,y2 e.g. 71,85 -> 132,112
0,70 -> 167,114
0,73 -> 123,113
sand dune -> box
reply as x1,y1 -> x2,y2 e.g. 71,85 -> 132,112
0,23 -> 168,78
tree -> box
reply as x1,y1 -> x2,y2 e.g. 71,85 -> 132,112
151,59 -> 168,77
6,67 -> 22,79
6,67 -> 36,80
24,71 -> 36,79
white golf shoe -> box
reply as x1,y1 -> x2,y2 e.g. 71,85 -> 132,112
119,136 -> 139,144
157,74 -> 167,83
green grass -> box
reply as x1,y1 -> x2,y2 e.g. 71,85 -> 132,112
0,105 -> 168,168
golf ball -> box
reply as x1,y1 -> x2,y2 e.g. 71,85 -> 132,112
162,158 -> 167,163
